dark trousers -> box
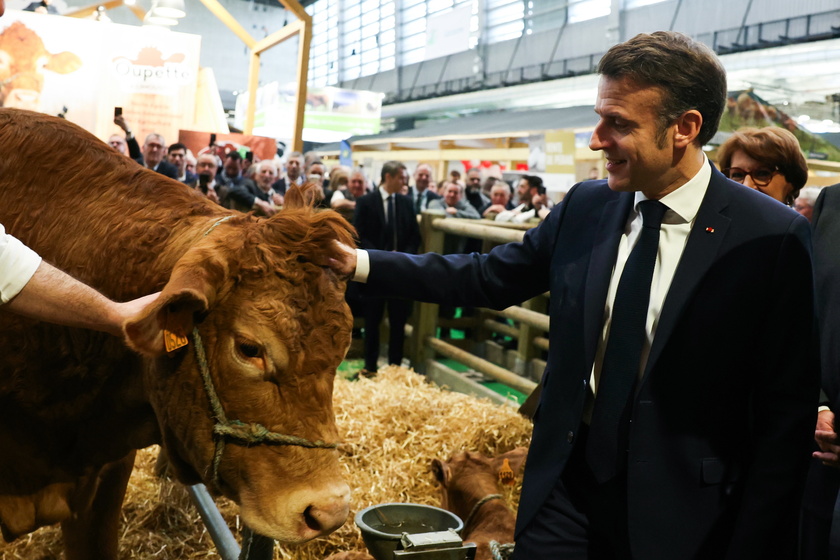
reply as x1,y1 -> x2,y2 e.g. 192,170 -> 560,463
801,457 -> 840,560
512,424 -> 632,560
362,296 -> 411,371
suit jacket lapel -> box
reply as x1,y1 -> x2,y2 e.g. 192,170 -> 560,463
643,170 -> 732,379
584,192 -> 634,368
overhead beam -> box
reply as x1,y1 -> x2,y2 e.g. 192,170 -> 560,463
196,0 -> 256,48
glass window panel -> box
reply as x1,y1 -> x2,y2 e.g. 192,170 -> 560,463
343,4 -> 361,19
361,61 -> 380,76
487,3 -> 524,26
346,28 -> 361,43
402,48 -> 425,65
381,43 -> 396,57
362,24 -> 380,38
344,66 -> 361,80
380,14 -> 395,29
568,0 -> 610,23
401,18 -> 426,36
379,28 -> 396,44
362,50 -> 380,65
428,0 -> 454,14
402,3 -> 426,22
380,2 -> 395,17
402,0 -> 425,7
362,10 -> 380,27
362,36 -> 378,51
488,20 -> 523,41
400,33 -> 427,51
624,0 -> 666,7
361,0 -> 379,12
380,57 -> 395,71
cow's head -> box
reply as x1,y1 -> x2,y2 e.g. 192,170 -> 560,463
432,448 -> 527,518
124,198 -> 356,543
0,21 -> 82,109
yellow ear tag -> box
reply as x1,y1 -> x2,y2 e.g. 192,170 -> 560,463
164,329 -> 189,353
498,458 -> 515,486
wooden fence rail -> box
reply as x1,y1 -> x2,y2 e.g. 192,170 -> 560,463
408,214 -> 550,397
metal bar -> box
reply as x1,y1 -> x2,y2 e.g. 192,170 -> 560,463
668,0 -> 684,31
188,484 -> 241,560
426,337 -> 537,394
734,0 -> 754,46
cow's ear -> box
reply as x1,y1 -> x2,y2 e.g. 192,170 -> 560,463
123,269 -> 213,356
284,182 -> 322,209
431,459 -> 450,487
44,52 -> 82,74
494,447 -> 528,477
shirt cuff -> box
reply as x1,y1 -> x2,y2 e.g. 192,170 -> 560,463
819,405 -> 832,413
0,232 -> 42,304
353,249 -> 370,283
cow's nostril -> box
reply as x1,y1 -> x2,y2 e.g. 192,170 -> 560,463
303,505 -> 322,533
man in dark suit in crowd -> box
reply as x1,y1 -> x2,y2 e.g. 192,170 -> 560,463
140,133 -> 179,179
408,163 -> 440,213
802,183 -> 840,560
353,160 -> 421,376
329,31 -> 817,559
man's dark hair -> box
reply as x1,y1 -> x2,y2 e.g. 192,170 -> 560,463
597,31 -> 726,147
523,175 -> 544,191
168,142 -> 187,154
225,151 -> 243,161
380,160 -> 407,183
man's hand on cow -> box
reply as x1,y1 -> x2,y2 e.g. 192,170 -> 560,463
325,240 -> 357,279
255,199 -> 277,216
814,408 -> 840,469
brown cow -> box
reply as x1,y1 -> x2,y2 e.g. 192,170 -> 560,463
0,108 -> 354,559
326,448 -> 528,560
432,448 -> 527,560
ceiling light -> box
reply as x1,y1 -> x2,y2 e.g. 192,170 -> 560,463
150,0 -> 185,19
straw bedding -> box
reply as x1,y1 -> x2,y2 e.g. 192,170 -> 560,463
0,366 -> 532,559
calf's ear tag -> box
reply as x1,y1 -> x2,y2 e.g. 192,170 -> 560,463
164,329 -> 189,353
499,458 -> 515,486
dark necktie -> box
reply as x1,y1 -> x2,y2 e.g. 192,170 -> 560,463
386,195 -> 397,250
586,199 -> 668,484
415,191 -> 422,213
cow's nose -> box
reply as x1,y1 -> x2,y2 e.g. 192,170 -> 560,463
302,488 -> 350,536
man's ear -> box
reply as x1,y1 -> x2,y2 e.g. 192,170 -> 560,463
673,109 -> 703,149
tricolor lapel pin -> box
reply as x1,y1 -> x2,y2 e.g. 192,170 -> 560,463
705,227 -> 715,233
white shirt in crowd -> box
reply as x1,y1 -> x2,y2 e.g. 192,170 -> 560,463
0,222 -> 42,304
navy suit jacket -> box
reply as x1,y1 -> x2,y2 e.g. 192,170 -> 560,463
363,164 -> 818,559
355,190 -> 420,254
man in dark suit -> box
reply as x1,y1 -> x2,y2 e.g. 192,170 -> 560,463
354,160 -> 421,376
140,133 -> 179,179
330,31 -> 817,559
802,184 -> 840,559
408,163 -> 441,213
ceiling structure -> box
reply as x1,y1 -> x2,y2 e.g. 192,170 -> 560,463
380,38 -> 840,134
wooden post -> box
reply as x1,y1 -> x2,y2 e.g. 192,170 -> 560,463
411,212 -> 445,371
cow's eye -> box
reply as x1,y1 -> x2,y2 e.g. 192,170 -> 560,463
238,342 -> 261,359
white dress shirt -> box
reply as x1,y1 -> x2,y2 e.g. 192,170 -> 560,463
0,222 -> 42,304
590,156 -> 712,396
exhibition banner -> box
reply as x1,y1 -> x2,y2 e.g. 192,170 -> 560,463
234,82 -> 384,143
0,10 -> 200,144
